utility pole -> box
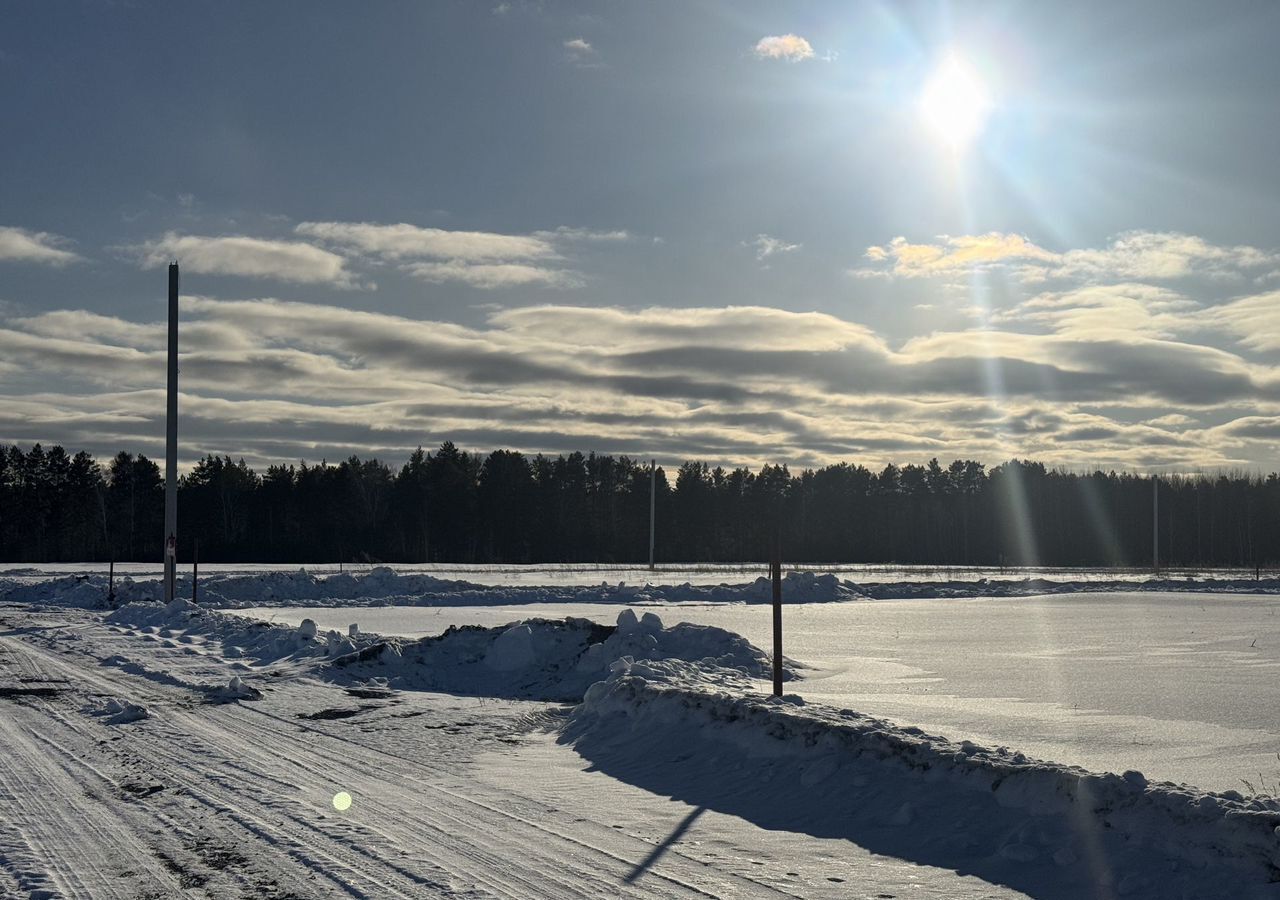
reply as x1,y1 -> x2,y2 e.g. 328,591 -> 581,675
1152,474 -> 1159,576
163,263 -> 179,603
771,550 -> 783,697
648,459 -> 656,571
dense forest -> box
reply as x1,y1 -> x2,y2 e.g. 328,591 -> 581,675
0,441 -> 1277,568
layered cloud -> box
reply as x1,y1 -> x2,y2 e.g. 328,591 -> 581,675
296,220 -> 612,289
0,226 -> 81,266
126,232 -> 363,288
1,290 -> 1276,471
857,231 -> 1279,284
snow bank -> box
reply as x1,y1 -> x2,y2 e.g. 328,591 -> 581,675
566,659 -> 1280,897
334,608 -> 795,702
7,566 -> 1280,612
0,567 -> 870,608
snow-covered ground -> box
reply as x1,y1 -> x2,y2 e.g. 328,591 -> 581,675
4,568 -> 1280,898
243,589 -> 1280,795
5,560 -> 1275,587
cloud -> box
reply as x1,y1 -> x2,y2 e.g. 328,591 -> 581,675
857,231 -> 1278,284
298,220 -> 610,290
0,226 -> 81,265
563,37 -> 600,67
753,35 -> 815,62
296,221 -> 556,262
126,232 -> 364,288
1048,232 -> 1276,281
995,283 -> 1200,340
859,233 -> 1057,279
747,234 -> 800,262
1197,291 -> 1280,353
4,295 -> 1276,471
537,226 -> 632,243
402,261 -> 583,289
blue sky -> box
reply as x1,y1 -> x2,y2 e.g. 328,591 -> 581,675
2,0 -> 1279,472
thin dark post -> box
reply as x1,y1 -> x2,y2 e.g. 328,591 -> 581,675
771,551 -> 783,697
163,263 -> 179,603
1152,475 -> 1159,575
192,538 -> 199,604
107,559 -> 116,608
648,459 -> 656,571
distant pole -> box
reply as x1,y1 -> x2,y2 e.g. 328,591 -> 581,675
648,459 -> 656,571
192,538 -> 199,604
107,559 -> 116,608
163,263 -> 179,604
1152,474 -> 1159,575
771,546 -> 783,697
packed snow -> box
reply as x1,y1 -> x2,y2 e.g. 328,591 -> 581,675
4,566 -> 1280,897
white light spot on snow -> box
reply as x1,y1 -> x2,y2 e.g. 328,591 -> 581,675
333,791 -> 352,811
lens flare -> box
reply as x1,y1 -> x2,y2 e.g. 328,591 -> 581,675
333,791 -> 353,811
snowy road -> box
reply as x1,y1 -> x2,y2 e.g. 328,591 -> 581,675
0,605 -> 1024,899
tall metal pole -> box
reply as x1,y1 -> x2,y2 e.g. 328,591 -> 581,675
1152,474 -> 1159,575
648,459 -> 656,570
163,263 -> 179,603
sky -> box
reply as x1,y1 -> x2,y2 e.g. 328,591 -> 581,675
2,0 -> 1279,474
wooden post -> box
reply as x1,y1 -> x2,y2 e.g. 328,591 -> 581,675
107,559 -> 116,608
771,551 -> 783,697
192,538 -> 199,604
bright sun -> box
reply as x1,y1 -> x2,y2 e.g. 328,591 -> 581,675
919,55 -> 992,150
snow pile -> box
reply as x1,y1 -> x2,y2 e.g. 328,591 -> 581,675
208,675 -> 263,703
87,697 -> 150,725
334,608 -> 794,702
2,574 -> 119,608
566,660 -> 1280,896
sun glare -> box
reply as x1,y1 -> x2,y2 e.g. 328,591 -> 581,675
919,55 -> 993,150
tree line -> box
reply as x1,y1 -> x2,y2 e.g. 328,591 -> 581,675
1,442 -> 1277,568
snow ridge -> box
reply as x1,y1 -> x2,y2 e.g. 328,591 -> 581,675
567,658 -> 1280,896
7,566 -> 1280,612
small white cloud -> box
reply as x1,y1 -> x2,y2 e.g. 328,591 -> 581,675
0,226 -> 81,266
747,234 -> 800,262
538,226 -> 631,243
563,37 -> 601,67
403,261 -> 583,290
753,34 -> 815,62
